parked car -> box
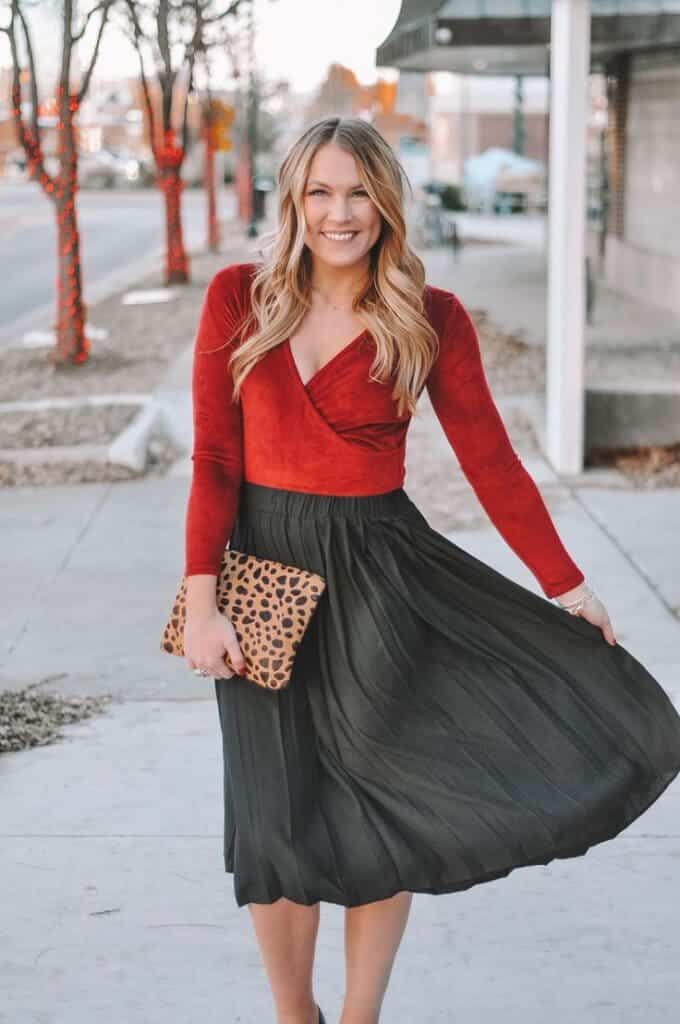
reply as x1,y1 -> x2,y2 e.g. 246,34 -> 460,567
108,148 -> 155,188
463,148 -> 546,215
422,180 -> 466,211
3,146 -> 154,187
79,150 -> 119,188
79,148 -> 155,189
3,148 -> 59,180
4,149 -> 28,179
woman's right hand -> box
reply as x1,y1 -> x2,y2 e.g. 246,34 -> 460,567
184,609 -> 247,679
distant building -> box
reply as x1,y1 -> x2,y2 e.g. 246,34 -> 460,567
429,74 -> 550,183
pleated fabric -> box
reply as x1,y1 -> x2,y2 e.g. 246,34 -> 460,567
213,482 -> 680,908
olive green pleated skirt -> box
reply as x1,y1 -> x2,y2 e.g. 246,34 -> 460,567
213,481 -> 680,908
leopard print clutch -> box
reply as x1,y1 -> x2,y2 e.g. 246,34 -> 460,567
160,549 -> 327,690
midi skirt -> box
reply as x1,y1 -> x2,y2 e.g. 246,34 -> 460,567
213,481 -> 680,908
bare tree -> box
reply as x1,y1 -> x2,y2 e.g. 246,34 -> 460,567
122,0 -> 242,283
1,0 -> 115,365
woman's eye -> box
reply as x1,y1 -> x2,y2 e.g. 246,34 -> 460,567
307,188 -> 368,197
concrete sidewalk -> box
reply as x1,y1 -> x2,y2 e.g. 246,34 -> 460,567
2,220 -> 680,1023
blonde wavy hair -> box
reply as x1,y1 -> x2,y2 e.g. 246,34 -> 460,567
229,116 -> 440,417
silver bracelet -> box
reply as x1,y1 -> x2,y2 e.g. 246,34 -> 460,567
555,583 -> 595,615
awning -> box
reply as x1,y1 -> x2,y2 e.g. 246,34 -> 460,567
377,0 -> 680,75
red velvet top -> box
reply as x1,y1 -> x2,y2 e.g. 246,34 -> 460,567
184,262 -> 585,599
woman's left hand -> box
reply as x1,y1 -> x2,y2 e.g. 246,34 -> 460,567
575,592 -> 617,646
556,584 -> 617,646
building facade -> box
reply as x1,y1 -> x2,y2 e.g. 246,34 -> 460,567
605,49 -> 680,314
377,1 -> 680,314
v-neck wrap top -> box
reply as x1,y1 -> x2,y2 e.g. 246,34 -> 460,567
184,262 -> 585,599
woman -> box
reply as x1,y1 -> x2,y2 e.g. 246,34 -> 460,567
182,118 -> 680,1024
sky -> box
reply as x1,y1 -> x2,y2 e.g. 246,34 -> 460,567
1,0 -> 403,95
241,0 -> 402,91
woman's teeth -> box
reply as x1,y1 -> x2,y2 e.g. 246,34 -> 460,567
322,231 -> 357,241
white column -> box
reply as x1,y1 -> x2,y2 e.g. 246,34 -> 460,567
545,0 -> 591,475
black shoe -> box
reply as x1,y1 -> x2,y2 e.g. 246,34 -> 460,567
316,1006 -> 326,1024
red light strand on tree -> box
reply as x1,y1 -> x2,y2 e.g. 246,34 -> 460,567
54,86 -> 90,363
157,129 -> 189,282
11,83 -> 90,363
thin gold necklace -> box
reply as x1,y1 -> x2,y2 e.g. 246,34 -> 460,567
310,287 -> 356,313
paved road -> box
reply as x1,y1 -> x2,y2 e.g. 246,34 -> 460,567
0,182 -> 236,344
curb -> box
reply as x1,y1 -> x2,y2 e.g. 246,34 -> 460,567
107,397 -> 161,473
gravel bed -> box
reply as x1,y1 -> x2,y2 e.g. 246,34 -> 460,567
0,434 -> 181,487
0,684 -> 112,754
471,309 -> 545,394
0,403 -> 140,448
406,391 -> 542,535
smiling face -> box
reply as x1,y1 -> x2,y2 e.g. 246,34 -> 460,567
302,142 -> 382,270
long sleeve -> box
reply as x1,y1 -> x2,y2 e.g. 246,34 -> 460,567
184,265 -> 247,577
425,293 -> 585,599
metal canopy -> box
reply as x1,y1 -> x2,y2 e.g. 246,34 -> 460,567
377,0 -> 680,74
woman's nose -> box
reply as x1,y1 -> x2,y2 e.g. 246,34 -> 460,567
327,194 -> 352,222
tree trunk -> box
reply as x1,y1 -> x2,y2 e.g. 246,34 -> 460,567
158,133 -> 190,285
49,185 -> 90,365
49,104 -> 90,365
236,141 -> 253,225
204,129 -> 220,252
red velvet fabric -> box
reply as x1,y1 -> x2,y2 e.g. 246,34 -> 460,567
184,262 -> 585,598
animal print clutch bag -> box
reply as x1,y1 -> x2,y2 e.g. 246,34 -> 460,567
160,549 -> 327,690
